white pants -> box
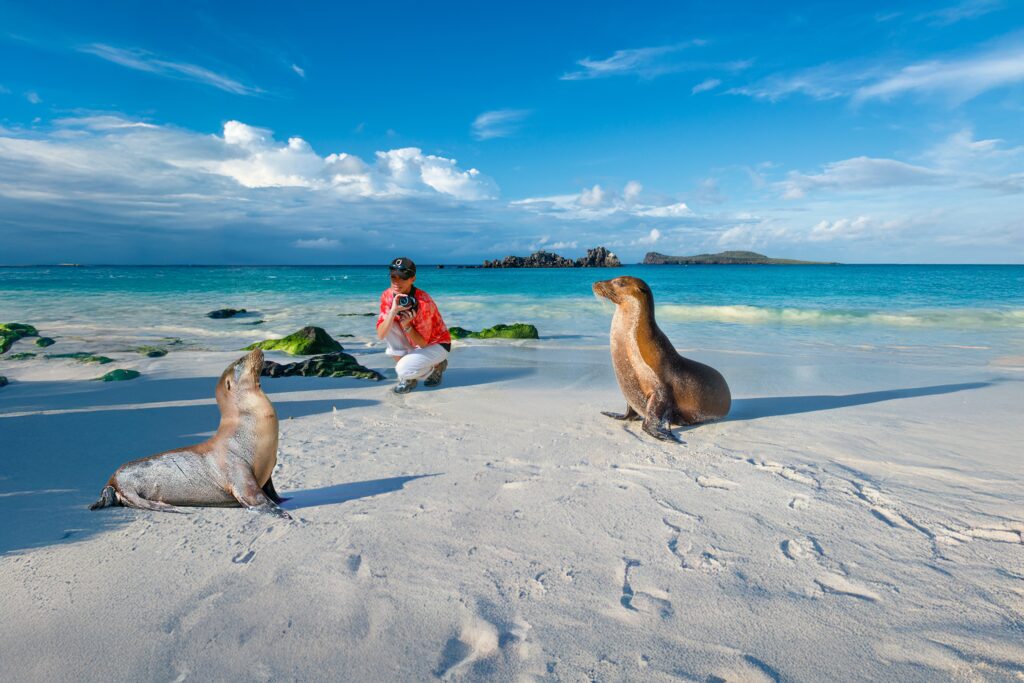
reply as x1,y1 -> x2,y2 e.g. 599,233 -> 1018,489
384,324 -> 449,381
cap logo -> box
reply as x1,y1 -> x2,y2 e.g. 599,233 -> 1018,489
395,259 -> 404,267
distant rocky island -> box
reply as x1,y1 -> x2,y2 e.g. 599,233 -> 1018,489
642,250 -> 837,265
482,246 -> 621,268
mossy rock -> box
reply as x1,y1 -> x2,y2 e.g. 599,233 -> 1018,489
448,323 -> 539,340
48,352 -> 114,364
243,320 -> 265,326
35,337 -> 56,348
207,308 -> 246,319
135,346 -> 168,358
245,326 -> 343,356
338,312 -> 376,317
0,322 -> 39,354
261,352 -> 383,381
99,369 -> 141,382
8,352 -> 36,360
0,376 -> 7,388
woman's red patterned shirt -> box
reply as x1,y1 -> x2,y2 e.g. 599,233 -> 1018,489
377,288 -> 452,347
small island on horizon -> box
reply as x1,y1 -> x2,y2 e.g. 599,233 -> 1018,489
643,250 -> 839,265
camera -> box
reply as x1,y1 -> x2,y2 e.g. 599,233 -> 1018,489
397,294 -> 417,310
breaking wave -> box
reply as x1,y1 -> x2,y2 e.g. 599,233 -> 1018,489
653,305 -> 1024,329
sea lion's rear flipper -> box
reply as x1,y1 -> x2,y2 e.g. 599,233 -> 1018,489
89,485 -> 121,510
601,406 -> 641,421
119,492 -> 188,513
643,390 -> 683,444
262,476 -> 288,504
234,476 -> 292,520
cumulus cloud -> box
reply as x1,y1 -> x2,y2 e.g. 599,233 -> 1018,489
513,182 -> 691,221
471,109 -> 531,140
79,44 -> 262,95
633,228 -> 662,245
165,120 -> 497,200
623,180 -> 643,202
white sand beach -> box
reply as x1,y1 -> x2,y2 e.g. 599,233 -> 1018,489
1,332 -> 1022,681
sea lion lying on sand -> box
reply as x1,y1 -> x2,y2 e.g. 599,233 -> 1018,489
90,349 -> 289,517
593,276 -> 731,442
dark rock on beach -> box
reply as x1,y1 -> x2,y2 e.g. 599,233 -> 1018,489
135,346 -> 168,357
207,308 -> 247,319
0,322 -> 39,354
99,369 -> 141,381
642,250 -> 837,265
482,246 -> 621,269
35,337 -> 56,348
261,352 -> 383,381
245,326 -> 343,355
8,352 -> 36,360
0,376 -> 7,388
448,323 -> 539,340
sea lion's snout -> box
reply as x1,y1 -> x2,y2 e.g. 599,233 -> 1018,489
241,349 -> 265,385
593,280 -> 616,302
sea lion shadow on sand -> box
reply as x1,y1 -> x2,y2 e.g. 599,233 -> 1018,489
282,474 -> 438,510
90,349 -> 291,518
593,276 -> 731,443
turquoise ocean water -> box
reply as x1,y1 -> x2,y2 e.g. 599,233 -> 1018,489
2,265 -> 1023,364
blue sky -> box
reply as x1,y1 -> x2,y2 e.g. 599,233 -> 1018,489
1,0 -> 1022,264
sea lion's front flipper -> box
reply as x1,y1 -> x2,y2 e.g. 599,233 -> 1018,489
233,476 -> 292,520
601,406 -> 641,421
261,476 -> 287,504
643,390 -> 683,443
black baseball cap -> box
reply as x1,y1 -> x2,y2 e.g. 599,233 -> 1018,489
389,256 -> 416,277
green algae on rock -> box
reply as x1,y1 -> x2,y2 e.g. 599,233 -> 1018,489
0,322 -> 39,354
261,351 -> 383,381
448,323 -> 539,340
8,352 -> 37,360
35,337 -> 56,347
99,369 -> 141,381
245,326 -> 343,355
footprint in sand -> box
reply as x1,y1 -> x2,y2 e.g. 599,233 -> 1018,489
696,475 -> 739,491
814,573 -> 881,602
619,558 -> 674,618
789,496 -> 809,510
748,458 -> 818,487
433,615 -> 533,680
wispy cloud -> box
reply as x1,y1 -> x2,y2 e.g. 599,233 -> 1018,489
25,91 -> 41,104
79,44 -> 262,95
294,237 -> 339,249
471,109 -> 531,140
780,157 -> 948,199
691,78 -> 721,94
291,63 -> 306,78
853,43 -> 1024,104
918,0 -> 1003,26
0,84 -> 10,94
732,39 -> 1024,105
560,41 -> 712,80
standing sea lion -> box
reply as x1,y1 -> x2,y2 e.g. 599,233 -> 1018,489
89,349 -> 289,518
593,276 -> 730,442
